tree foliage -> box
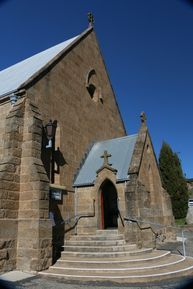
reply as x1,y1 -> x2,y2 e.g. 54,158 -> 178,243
159,142 -> 188,219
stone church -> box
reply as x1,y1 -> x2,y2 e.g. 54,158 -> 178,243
0,25 -> 174,273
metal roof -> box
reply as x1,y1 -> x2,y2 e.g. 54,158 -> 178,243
0,35 -> 79,98
73,134 -> 138,187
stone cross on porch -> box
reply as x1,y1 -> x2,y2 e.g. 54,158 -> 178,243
101,150 -> 112,166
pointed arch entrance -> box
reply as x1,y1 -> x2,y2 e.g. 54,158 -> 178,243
100,180 -> 118,229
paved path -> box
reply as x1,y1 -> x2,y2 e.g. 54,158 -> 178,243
1,275 -> 192,289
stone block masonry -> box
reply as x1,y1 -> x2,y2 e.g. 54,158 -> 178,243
0,99 -> 25,272
17,98 -> 52,271
28,29 -> 126,191
0,98 -> 52,272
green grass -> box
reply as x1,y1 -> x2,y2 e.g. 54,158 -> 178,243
175,218 -> 186,226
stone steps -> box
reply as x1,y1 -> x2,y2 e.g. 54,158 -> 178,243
39,229 -> 193,283
60,247 -> 152,258
52,252 -> 183,269
69,234 -> 124,241
51,255 -> 187,271
64,239 -> 126,246
96,229 -> 120,235
57,248 -> 171,263
63,243 -> 137,252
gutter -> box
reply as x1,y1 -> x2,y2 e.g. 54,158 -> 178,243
0,88 -> 26,105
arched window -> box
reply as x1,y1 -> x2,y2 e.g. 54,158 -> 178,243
87,83 -> 96,98
86,69 -> 103,103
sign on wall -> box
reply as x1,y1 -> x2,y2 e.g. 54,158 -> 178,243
49,184 -> 66,201
50,189 -> 62,200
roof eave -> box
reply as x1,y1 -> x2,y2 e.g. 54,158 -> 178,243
17,26 -> 94,91
73,182 -> 95,188
73,175 -> 131,187
116,177 -> 130,183
0,88 -> 26,103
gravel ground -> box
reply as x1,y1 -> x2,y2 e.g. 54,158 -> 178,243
1,275 -> 192,289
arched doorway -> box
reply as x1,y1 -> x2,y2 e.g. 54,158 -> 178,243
100,180 -> 118,229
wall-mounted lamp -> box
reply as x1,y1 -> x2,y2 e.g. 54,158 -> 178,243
9,94 -> 18,106
44,120 -> 57,148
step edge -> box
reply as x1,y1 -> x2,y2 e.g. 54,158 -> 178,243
63,244 -> 136,249
61,248 -> 152,255
58,250 -> 171,263
65,240 -> 126,243
70,234 -> 124,238
50,256 -> 185,271
39,263 -> 193,278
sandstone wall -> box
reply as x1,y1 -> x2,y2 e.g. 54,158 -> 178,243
0,100 -> 24,272
0,98 -> 52,272
27,29 -> 126,191
16,99 -> 52,271
0,101 -> 11,158
76,168 -> 126,234
125,124 -> 174,247
138,133 -> 174,226
26,29 -> 126,241
138,133 -> 163,218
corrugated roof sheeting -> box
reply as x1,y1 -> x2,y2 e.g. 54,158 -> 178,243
0,35 -> 79,98
73,134 -> 138,187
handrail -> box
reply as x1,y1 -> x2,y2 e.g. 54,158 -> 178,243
118,209 -> 125,227
117,198 -> 124,227
53,199 -> 95,233
124,216 -> 165,241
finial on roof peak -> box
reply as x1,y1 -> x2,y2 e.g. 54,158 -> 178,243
140,111 -> 147,124
88,12 -> 94,27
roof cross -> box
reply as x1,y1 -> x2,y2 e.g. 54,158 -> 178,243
88,12 -> 94,27
101,150 -> 111,166
140,111 -> 147,124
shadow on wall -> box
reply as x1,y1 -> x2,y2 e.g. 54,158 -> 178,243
41,122 -> 69,264
41,122 -> 67,183
49,196 -> 65,264
54,147 -> 67,173
0,280 -> 16,289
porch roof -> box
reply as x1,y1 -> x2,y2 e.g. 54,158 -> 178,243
73,134 -> 138,187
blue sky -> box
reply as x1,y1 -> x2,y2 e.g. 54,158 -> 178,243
0,0 -> 193,178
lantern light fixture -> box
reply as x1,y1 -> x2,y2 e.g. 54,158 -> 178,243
44,120 -> 57,148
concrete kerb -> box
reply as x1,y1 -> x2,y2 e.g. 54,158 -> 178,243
0,270 -> 36,282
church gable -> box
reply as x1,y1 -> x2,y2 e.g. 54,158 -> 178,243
128,113 -> 165,203
26,28 -> 126,188
138,132 -> 163,196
